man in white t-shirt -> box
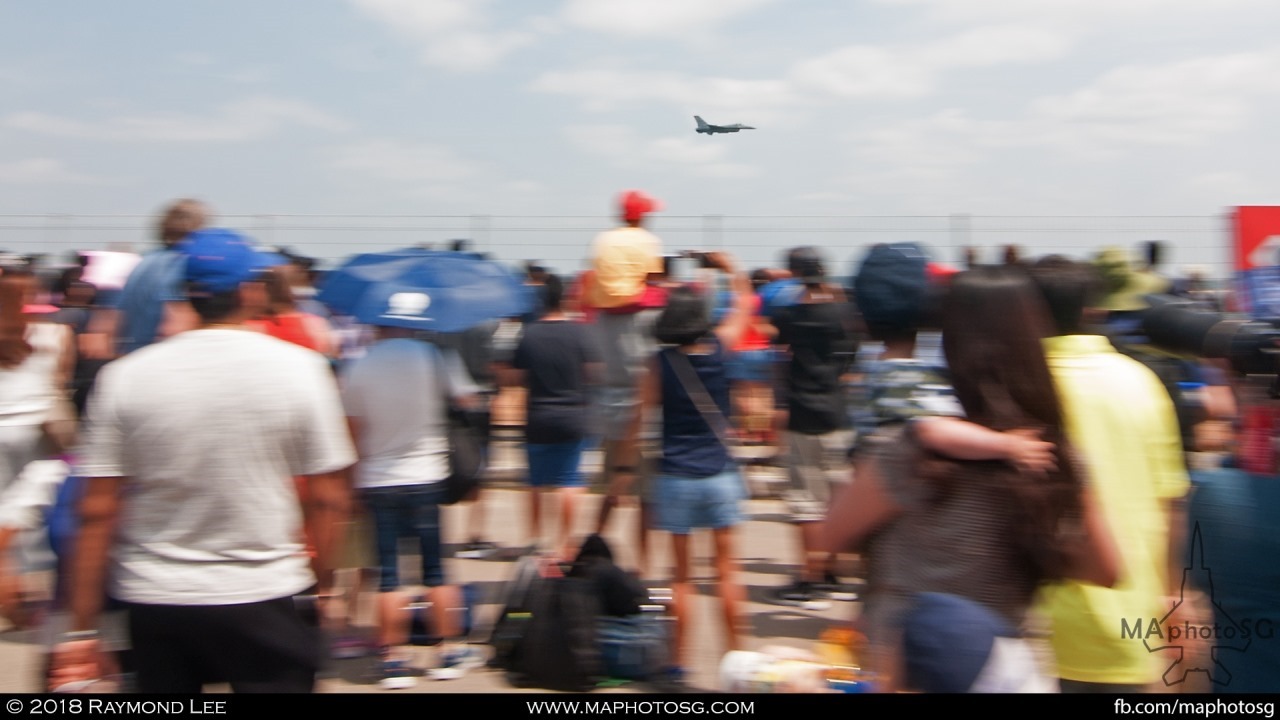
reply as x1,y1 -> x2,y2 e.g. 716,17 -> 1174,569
340,325 -> 484,688
52,228 -> 356,693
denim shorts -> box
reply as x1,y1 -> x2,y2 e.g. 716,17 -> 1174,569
726,348 -> 776,383
651,469 -> 745,534
362,483 -> 446,591
526,439 -> 587,488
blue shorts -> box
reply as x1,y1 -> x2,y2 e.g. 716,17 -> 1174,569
726,348 -> 776,383
526,439 -> 587,488
651,469 -> 745,534
362,483 -> 446,591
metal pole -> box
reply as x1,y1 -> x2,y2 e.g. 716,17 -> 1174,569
950,213 -> 972,265
703,214 -> 723,250
471,214 -> 491,247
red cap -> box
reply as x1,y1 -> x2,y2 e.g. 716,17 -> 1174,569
620,190 -> 661,223
926,262 -> 960,282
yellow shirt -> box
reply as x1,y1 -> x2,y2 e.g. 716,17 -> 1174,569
1037,335 -> 1190,684
588,226 -> 662,309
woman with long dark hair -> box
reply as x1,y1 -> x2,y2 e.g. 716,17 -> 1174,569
826,264 -> 1118,691
0,267 -> 74,488
630,251 -> 754,676
0,266 -> 74,629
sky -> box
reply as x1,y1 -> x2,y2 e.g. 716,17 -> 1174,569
3,0 -> 1279,273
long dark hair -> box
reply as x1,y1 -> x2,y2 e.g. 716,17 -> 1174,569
938,265 -> 1082,583
0,268 -> 35,368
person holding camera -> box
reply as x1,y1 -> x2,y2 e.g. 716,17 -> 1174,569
630,250 -> 754,672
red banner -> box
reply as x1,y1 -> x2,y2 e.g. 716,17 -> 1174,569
1234,206 -> 1280,270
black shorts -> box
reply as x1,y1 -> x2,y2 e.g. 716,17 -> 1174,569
124,595 -> 320,693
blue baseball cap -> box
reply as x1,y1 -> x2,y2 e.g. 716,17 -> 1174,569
853,242 -> 929,335
181,228 -> 285,295
759,278 -> 803,319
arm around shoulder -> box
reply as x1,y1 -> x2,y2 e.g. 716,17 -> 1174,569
913,417 -> 1057,474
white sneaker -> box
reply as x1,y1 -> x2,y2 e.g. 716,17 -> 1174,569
430,645 -> 487,681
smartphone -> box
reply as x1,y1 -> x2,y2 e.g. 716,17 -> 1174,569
664,254 -> 693,283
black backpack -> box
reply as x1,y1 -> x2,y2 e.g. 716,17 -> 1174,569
489,558 -> 603,692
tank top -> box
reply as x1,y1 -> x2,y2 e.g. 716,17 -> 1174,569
733,295 -> 770,353
248,313 -> 321,351
0,322 -> 69,426
658,339 -> 733,478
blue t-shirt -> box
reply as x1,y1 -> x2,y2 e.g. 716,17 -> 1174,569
112,248 -> 186,355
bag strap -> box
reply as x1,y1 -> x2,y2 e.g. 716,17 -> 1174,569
663,347 -> 735,451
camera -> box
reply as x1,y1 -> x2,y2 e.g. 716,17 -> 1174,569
679,250 -> 716,269
1140,296 -> 1280,379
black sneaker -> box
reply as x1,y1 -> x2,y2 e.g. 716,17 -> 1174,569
767,581 -> 832,610
815,573 -> 861,602
378,658 -> 418,690
647,665 -> 688,693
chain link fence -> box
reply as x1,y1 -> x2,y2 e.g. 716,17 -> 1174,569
0,212 -> 1234,280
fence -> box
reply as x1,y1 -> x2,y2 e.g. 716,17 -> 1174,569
0,213 -> 1234,279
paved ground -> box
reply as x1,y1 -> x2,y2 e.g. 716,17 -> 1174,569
0,448 -> 864,694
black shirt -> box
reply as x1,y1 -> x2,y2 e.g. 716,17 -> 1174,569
513,319 -> 600,444
773,299 -> 857,434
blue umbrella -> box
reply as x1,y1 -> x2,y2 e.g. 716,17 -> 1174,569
317,249 -> 532,333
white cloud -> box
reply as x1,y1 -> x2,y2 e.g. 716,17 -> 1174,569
325,139 -> 559,209
2,96 -> 345,143
850,110 -> 985,177
566,124 -> 758,178
831,50 -> 1280,184
535,24 -> 1068,115
560,0 -> 774,37
420,31 -> 534,71
530,69 -> 798,117
500,180 -> 547,195
870,0 -> 1271,28
348,0 -> 537,71
351,0 -> 475,32
790,46 -> 933,99
1029,52 -> 1280,145
1185,171 -> 1256,201
0,158 -> 112,185
919,25 -> 1070,67
791,25 -> 1069,98
175,52 -> 215,66
328,139 -> 481,184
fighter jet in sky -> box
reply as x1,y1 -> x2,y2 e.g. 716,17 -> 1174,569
694,116 -> 756,135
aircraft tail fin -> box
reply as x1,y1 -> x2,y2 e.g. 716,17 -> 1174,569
694,116 -> 709,129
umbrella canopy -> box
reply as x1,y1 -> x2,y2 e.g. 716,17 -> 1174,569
317,249 -> 532,333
